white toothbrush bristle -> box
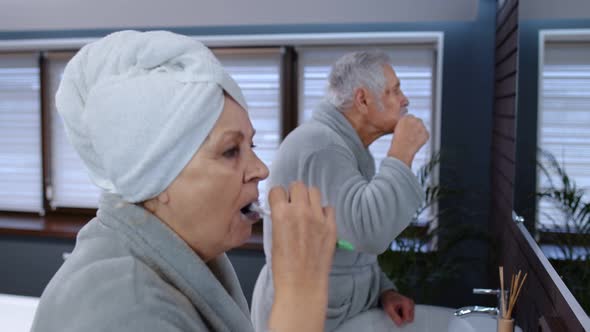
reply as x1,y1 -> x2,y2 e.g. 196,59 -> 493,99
251,203 -> 270,217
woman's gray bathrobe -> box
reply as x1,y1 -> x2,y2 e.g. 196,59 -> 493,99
31,193 -> 254,332
251,102 -> 424,331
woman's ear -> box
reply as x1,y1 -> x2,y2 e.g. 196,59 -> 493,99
157,190 -> 170,204
143,198 -> 157,213
143,190 -> 169,213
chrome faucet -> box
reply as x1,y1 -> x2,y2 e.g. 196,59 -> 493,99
453,288 -> 501,317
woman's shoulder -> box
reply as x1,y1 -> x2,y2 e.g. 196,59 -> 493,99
33,247 -> 204,331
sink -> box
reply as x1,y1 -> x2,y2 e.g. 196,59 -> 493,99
0,293 -> 39,332
449,312 -> 523,332
335,304 -> 523,332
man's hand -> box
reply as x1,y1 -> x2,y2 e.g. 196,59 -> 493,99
388,115 -> 429,167
380,289 -> 415,327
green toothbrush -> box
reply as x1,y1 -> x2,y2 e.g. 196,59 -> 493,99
336,239 -> 355,251
252,204 -> 355,251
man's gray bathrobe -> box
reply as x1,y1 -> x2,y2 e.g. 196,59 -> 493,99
31,193 -> 254,332
251,102 -> 424,331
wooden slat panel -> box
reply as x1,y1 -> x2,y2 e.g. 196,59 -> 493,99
495,74 -> 517,98
491,178 -> 513,211
496,0 -> 518,28
490,172 -> 514,208
496,30 -> 518,65
491,139 -> 516,166
496,52 -> 517,82
494,95 -> 516,117
496,8 -> 519,48
491,148 -> 516,174
539,316 -> 567,332
492,133 -> 516,160
493,115 -> 516,139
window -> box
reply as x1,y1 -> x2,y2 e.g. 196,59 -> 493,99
0,33 -> 442,235
538,40 -> 590,229
0,53 -> 42,213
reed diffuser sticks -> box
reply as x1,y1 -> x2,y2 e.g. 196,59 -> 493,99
500,266 -> 506,317
498,266 -> 528,319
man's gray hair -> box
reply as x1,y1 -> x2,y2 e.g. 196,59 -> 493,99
325,50 -> 391,111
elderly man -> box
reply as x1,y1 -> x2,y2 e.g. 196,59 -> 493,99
251,50 -> 429,331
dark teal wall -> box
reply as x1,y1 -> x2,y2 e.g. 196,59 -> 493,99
0,0 -> 497,307
0,236 -> 265,305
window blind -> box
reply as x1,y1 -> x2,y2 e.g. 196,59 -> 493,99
538,41 -> 590,229
0,53 -> 43,213
46,53 -> 101,209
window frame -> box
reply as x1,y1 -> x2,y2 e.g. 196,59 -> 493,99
535,29 -> 590,260
536,29 -> 590,235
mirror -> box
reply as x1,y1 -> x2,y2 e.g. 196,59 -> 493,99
515,0 -> 590,316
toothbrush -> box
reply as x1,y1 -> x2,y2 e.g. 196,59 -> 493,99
251,203 -> 355,251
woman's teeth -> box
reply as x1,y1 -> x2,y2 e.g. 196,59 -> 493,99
241,203 -> 262,223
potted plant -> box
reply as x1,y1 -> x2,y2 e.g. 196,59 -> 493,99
378,153 -> 489,304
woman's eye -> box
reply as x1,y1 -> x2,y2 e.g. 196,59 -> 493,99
223,146 -> 240,158
251,144 -> 257,149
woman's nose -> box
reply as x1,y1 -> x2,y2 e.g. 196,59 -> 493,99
245,151 -> 269,183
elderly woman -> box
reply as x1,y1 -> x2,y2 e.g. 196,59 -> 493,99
30,30 -> 336,332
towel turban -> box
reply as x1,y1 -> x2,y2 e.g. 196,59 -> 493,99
56,30 -> 247,202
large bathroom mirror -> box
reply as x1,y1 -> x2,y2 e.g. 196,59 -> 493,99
514,0 -> 590,317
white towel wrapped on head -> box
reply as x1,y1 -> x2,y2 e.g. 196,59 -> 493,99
56,30 -> 247,203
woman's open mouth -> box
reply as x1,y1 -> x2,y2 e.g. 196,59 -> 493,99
240,202 -> 262,223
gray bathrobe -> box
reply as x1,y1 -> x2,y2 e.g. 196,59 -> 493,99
31,193 -> 254,332
251,101 -> 424,331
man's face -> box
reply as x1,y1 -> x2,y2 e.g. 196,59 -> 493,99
366,65 -> 409,134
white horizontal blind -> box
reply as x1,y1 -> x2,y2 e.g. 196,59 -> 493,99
0,53 -> 43,213
47,53 -> 101,209
298,46 -> 435,176
214,50 -> 282,206
538,42 -> 590,229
